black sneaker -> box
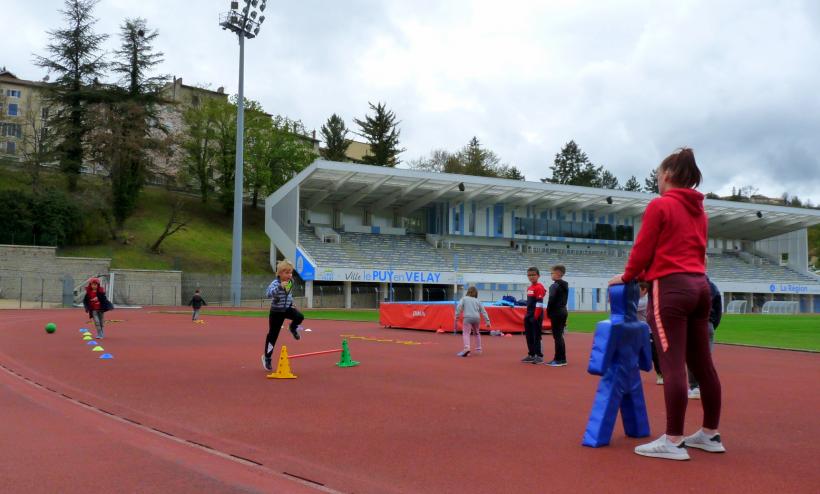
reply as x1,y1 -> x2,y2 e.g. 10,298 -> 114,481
457,350 -> 470,357
521,355 -> 536,363
532,356 -> 544,364
290,325 -> 301,340
546,360 -> 568,367
262,355 -> 272,371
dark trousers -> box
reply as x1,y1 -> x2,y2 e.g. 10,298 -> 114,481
549,312 -> 567,362
648,273 -> 721,435
265,307 -> 304,360
688,322 -> 715,388
524,315 -> 543,357
649,332 -> 662,375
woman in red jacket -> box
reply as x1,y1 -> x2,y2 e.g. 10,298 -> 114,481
609,148 -> 723,460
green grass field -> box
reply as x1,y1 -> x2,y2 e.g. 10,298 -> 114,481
568,313 -> 820,352
202,308 -> 819,352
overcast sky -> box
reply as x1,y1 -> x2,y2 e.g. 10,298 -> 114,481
5,0 -> 820,203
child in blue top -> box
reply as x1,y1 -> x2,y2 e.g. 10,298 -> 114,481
262,260 -> 304,371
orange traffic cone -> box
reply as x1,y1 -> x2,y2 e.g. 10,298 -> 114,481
267,345 -> 297,379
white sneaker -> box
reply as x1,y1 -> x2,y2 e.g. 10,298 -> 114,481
688,387 -> 701,400
634,435 -> 690,461
683,429 -> 726,453
656,375 -> 664,385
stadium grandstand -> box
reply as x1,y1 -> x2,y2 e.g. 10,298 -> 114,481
265,160 -> 820,313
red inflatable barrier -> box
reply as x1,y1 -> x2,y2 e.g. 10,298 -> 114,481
379,303 -> 551,333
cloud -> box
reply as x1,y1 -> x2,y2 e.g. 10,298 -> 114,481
5,0 -> 820,203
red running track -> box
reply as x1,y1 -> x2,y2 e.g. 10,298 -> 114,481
0,308 -> 818,493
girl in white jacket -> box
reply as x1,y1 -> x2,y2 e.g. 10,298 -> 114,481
455,286 -> 491,357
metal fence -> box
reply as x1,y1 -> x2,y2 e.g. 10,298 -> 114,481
0,275 -> 68,309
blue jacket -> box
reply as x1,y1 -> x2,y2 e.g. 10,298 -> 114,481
708,278 -> 722,329
265,278 -> 293,311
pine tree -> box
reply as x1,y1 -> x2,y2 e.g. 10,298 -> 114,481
623,175 -> 642,191
598,169 -> 619,189
544,141 -> 601,187
644,169 -> 659,193
34,0 -> 108,191
497,165 -> 525,180
111,18 -> 167,98
91,18 -> 168,226
354,102 -> 404,167
459,137 -> 498,177
320,113 -> 351,162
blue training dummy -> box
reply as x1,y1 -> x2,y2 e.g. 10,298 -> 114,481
582,281 -> 653,447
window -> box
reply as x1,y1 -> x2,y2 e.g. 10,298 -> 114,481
1,123 -> 21,137
5,141 -> 15,154
362,208 -> 372,227
7,104 -> 18,116
453,210 -> 460,232
41,107 -> 49,119
6,89 -> 21,97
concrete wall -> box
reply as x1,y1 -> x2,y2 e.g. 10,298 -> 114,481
0,245 -> 110,303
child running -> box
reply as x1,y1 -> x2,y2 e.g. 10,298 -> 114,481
82,277 -> 113,339
638,282 -> 663,384
455,286 -> 491,357
187,289 -> 208,321
545,265 -> 569,367
521,267 -> 546,364
262,260 -> 303,371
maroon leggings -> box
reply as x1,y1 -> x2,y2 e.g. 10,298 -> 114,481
648,273 -> 721,435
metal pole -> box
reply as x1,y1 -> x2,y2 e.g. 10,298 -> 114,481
41,279 -> 44,308
230,31 -> 246,307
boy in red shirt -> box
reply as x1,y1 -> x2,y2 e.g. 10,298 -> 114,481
521,267 -> 546,364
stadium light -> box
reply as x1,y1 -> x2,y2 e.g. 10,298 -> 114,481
219,0 -> 267,306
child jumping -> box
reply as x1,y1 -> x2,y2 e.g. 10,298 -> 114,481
188,289 -> 207,321
521,267 -> 546,364
546,265 -> 569,367
82,277 -> 113,339
455,286 -> 491,357
262,260 -> 303,371
638,282 -> 663,384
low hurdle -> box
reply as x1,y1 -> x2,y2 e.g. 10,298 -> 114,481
267,339 -> 359,379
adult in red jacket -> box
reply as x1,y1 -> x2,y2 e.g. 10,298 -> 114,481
608,148 -> 723,461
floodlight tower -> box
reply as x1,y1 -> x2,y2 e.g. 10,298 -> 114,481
219,0 -> 267,306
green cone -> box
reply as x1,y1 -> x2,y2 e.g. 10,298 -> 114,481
336,339 -> 360,368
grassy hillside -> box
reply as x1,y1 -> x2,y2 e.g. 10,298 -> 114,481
1,164 -> 273,274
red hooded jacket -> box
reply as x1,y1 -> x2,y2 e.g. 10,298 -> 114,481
622,188 -> 707,282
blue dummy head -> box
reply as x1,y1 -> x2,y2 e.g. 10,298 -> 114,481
608,282 -> 640,323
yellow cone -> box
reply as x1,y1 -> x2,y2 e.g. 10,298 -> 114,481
266,345 -> 297,379
92,346 -> 104,352
83,335 -> 93,340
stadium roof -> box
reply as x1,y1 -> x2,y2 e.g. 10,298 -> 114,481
286,160 -> 820,241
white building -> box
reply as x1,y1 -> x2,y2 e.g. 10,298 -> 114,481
265,160 -> 820,313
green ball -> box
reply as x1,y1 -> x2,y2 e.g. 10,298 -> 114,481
45,323 -> 57,334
